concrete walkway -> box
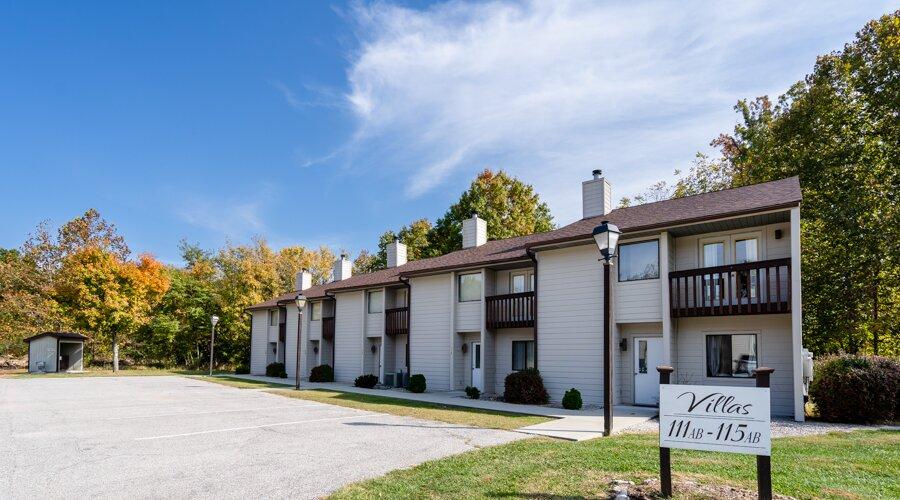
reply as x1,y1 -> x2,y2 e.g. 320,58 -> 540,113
227,374 -> 658,440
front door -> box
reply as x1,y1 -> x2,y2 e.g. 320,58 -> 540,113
633,337 -> 664,406
471,342 -> 483,391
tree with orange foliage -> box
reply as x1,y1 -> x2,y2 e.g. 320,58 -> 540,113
55,248 -> 169,371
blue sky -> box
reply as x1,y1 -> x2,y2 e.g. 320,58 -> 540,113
1,0 -> 895,264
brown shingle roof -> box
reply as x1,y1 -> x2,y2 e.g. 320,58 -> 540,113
247,176 -> 801,308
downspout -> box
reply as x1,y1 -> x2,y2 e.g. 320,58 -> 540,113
399,276 -> 412,374
526,249 -> 539,369
325,291 -> 337,370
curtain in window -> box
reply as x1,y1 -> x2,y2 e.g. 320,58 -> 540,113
706,335 -> 731,377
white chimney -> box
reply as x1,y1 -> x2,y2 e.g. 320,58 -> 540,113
582,169 -> 612,218
295,269 -> 312,291
387,238 -> 407,268
462,214 -> 487,249
333,253 -> 352,281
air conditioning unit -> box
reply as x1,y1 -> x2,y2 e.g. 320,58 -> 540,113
384,373 -> 395,387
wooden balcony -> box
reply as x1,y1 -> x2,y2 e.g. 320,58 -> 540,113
322,316 -> 335,340
486,291 -> 535,329
385,306 -> 409,336
669,258 -> 791,318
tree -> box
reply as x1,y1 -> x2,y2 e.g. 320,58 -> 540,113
55,249 -> 169,370
352,249 -> 380,274
369,218 -> 436,270
0,249 -> 62,356
429,169 -> 555,255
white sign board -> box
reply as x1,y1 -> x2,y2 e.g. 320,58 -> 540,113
659,384 -> 771,456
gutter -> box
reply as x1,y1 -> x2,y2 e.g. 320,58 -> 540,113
399,276 -> 411,375
526,248 -> 539,370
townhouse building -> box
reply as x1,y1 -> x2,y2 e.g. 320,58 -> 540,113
247,172 -> 806,420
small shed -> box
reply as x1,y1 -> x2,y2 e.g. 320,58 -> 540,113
25,332 -> 88,373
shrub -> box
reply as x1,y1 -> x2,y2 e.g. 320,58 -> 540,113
504,368 -> 549,405
234,365 -> 250,375
309,364 -> 334,382
265,362 -> 287,378
562,388 -> 583,410
808,354 -> 899,423
354,374 -> 379,389
465,386 -> 481,399
408,374 -> 427,393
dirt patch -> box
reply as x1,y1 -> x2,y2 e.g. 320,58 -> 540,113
611,478 -> 795,499
0,355 -> 27,370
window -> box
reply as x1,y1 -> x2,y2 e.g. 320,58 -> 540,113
706,334 -> 758,377
735,238 -> 759,300
268,310 -> 278,327
512,340 -> 536,371
618,240 -> 659,281
367,290 -> 383,313
458,273 -> 482,302
510,271 -> 534,293
311,302 -> 322,321
396,288 -> 408,307
702,241 -> 726,267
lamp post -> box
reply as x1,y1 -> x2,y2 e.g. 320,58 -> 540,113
209,315 -> 219,376
592,221 -> 620,437
294,293 -> 307,390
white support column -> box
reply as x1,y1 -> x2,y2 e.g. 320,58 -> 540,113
790,206 -> 805,421
660,232 -> 672,366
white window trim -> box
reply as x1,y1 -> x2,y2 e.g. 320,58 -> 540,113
458,272 -> 482,302
509,270 -> 534,293
310,302 -> 322,321
367,290 -> 384,314
702,330 -> 761,381
617,238 -> 661,282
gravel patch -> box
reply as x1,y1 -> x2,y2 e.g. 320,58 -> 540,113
619,416 -> 899,437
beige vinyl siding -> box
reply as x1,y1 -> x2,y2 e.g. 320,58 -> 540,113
493,328 -> 535,392
409,274 -> 452,391
284,304 -> 298,379
333,291 -> 364,383
250,310 -> 270,375
365,291 -> 385,339
454,332 -> 480,389
28,336 -> 56,372
615,279 -> 662,322
675,314 -> 794,416
537,244 -> 605,405
481,269 -> 496,394
456,301 -> 481,331
363,337 -> 381,376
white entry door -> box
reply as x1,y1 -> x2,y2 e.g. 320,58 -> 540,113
633,337 -> 664,406
471,342 -> 483,391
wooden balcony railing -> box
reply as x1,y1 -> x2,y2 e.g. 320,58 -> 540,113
486,291 -> 535,329
669,258 -> 791,318
322,316 -> 335,340
385,306 -> 409,336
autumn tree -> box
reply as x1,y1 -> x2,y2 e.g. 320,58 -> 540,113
55,249 -> 169,370
0,249 -> 61,356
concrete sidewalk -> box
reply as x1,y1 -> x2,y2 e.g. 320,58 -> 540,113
226,374 -> 658,440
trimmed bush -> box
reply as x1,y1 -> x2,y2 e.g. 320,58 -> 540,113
562,388 -> 583,410
408,374 -> 427,393
809,354 -> 899,423
265,362 -> 287,378
465,386 -> 481,399
354,374 -> 379,389
234,365 -> 250,375
503,368 -> 549,405
309,364 -> 334,382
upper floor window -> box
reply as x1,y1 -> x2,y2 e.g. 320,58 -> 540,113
268,309 -> 278,327
367,290 -> 383,314
618,240 -> 660,282
510,270 -> 534,293
311,302 -> 322,321
706,334 -> 757,378
395,288 -> 408,308
458,273 -> 482,302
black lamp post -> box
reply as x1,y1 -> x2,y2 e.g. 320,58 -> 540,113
209,315 -> 219,376
592,220 -> 620,437
294,292 -> 307,390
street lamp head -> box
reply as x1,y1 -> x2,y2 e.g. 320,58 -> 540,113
592,221 -> 621,262
295,293 -> 308,310
211,315 -> 219,327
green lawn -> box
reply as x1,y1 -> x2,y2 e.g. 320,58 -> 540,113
331,430 -> 899,500
191,375 -> 292,389
268,388 -> 552,431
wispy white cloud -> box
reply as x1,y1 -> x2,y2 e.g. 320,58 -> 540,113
342,0 -> 891,223
175,183 -> 276,240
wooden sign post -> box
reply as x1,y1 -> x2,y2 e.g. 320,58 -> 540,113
656,365 -> 774,500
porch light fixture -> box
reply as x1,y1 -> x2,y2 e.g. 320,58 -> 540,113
295,293 -> 307,390
592,221 -> 621,262
592,220 -> 620,437
209,315 -> 219,376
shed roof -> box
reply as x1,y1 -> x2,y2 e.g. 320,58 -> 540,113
24,332 -> 89,343
247,176 -> 801,307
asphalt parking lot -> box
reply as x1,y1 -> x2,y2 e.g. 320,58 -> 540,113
0,376 -> 525,499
